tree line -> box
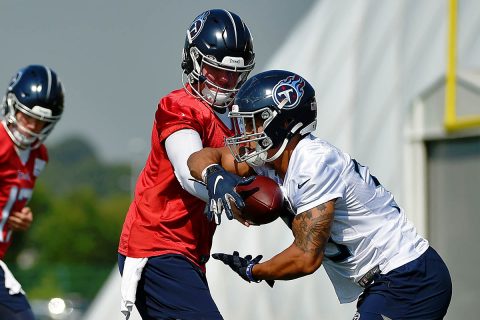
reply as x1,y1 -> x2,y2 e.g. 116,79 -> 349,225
5,136 -> 134,300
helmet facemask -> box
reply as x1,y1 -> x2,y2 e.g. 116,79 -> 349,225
226,106 -> 276,167
225,70 -> 318,167
226,98 -> 317,167
182,47 -> 253,109
1,93 -> 59,149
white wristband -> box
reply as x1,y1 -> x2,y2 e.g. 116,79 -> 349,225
201,164 -> 220,183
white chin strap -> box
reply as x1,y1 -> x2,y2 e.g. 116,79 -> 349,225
12,130 -> 37,148
243,117 -> 315,167
246,145 -> 268,167
2,118 -> 37,149
201,86 -> 232,107
265,122 -> 304,163
266,139 -> 288,162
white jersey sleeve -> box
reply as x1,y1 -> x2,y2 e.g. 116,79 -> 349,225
284,144 -> 345,215
281,135 -> 429,303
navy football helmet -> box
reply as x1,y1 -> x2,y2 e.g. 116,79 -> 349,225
1,65 -> 64,149
181,9 -> 255,109
225,70 -> 317,166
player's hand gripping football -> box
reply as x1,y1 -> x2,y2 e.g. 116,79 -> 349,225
212,251 -> 275,287
204,164 -> 254,224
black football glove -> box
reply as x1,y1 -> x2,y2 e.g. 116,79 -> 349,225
212,251 -> 275,288
204,165 -> 254,224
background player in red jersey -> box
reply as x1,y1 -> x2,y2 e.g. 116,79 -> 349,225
0,65 -> 64,320
117,9 -> 255,320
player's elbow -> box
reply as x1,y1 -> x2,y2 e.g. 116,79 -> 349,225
297,254 -> 323,276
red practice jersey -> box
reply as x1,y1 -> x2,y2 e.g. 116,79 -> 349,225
118,89 -> 233,270
0,125 -> 48,259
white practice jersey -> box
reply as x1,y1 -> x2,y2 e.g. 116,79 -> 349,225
258,135 -> 429,303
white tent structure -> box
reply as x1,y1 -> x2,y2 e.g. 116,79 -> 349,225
85,0 -> 480,319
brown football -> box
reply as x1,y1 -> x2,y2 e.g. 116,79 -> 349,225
235,176 -> 284,225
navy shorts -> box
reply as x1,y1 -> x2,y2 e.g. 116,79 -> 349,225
118,254 -> 222,320
356,246 -> 452,320
0,265 -> 35,320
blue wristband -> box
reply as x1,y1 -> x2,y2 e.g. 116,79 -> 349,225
246,263 -> 260,283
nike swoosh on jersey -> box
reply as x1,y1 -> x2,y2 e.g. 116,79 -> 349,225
213,176 -> 224,194
298,179 -> 311,189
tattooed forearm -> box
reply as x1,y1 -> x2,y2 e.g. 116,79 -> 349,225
292,202 -> 334,254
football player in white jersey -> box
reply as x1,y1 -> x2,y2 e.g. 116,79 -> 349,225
187,70 -> 452,319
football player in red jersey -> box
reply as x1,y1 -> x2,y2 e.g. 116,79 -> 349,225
0,65 -> 64,320
117,9 -> 255,320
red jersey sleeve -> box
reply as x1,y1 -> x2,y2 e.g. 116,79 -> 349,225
155,89 -> 211,143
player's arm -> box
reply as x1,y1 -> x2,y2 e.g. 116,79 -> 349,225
253,200 -> 335,280
187,146 -> 252,181
165,129 -> 210,202
187,143 -> 255,224
213,199 -> 336,281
